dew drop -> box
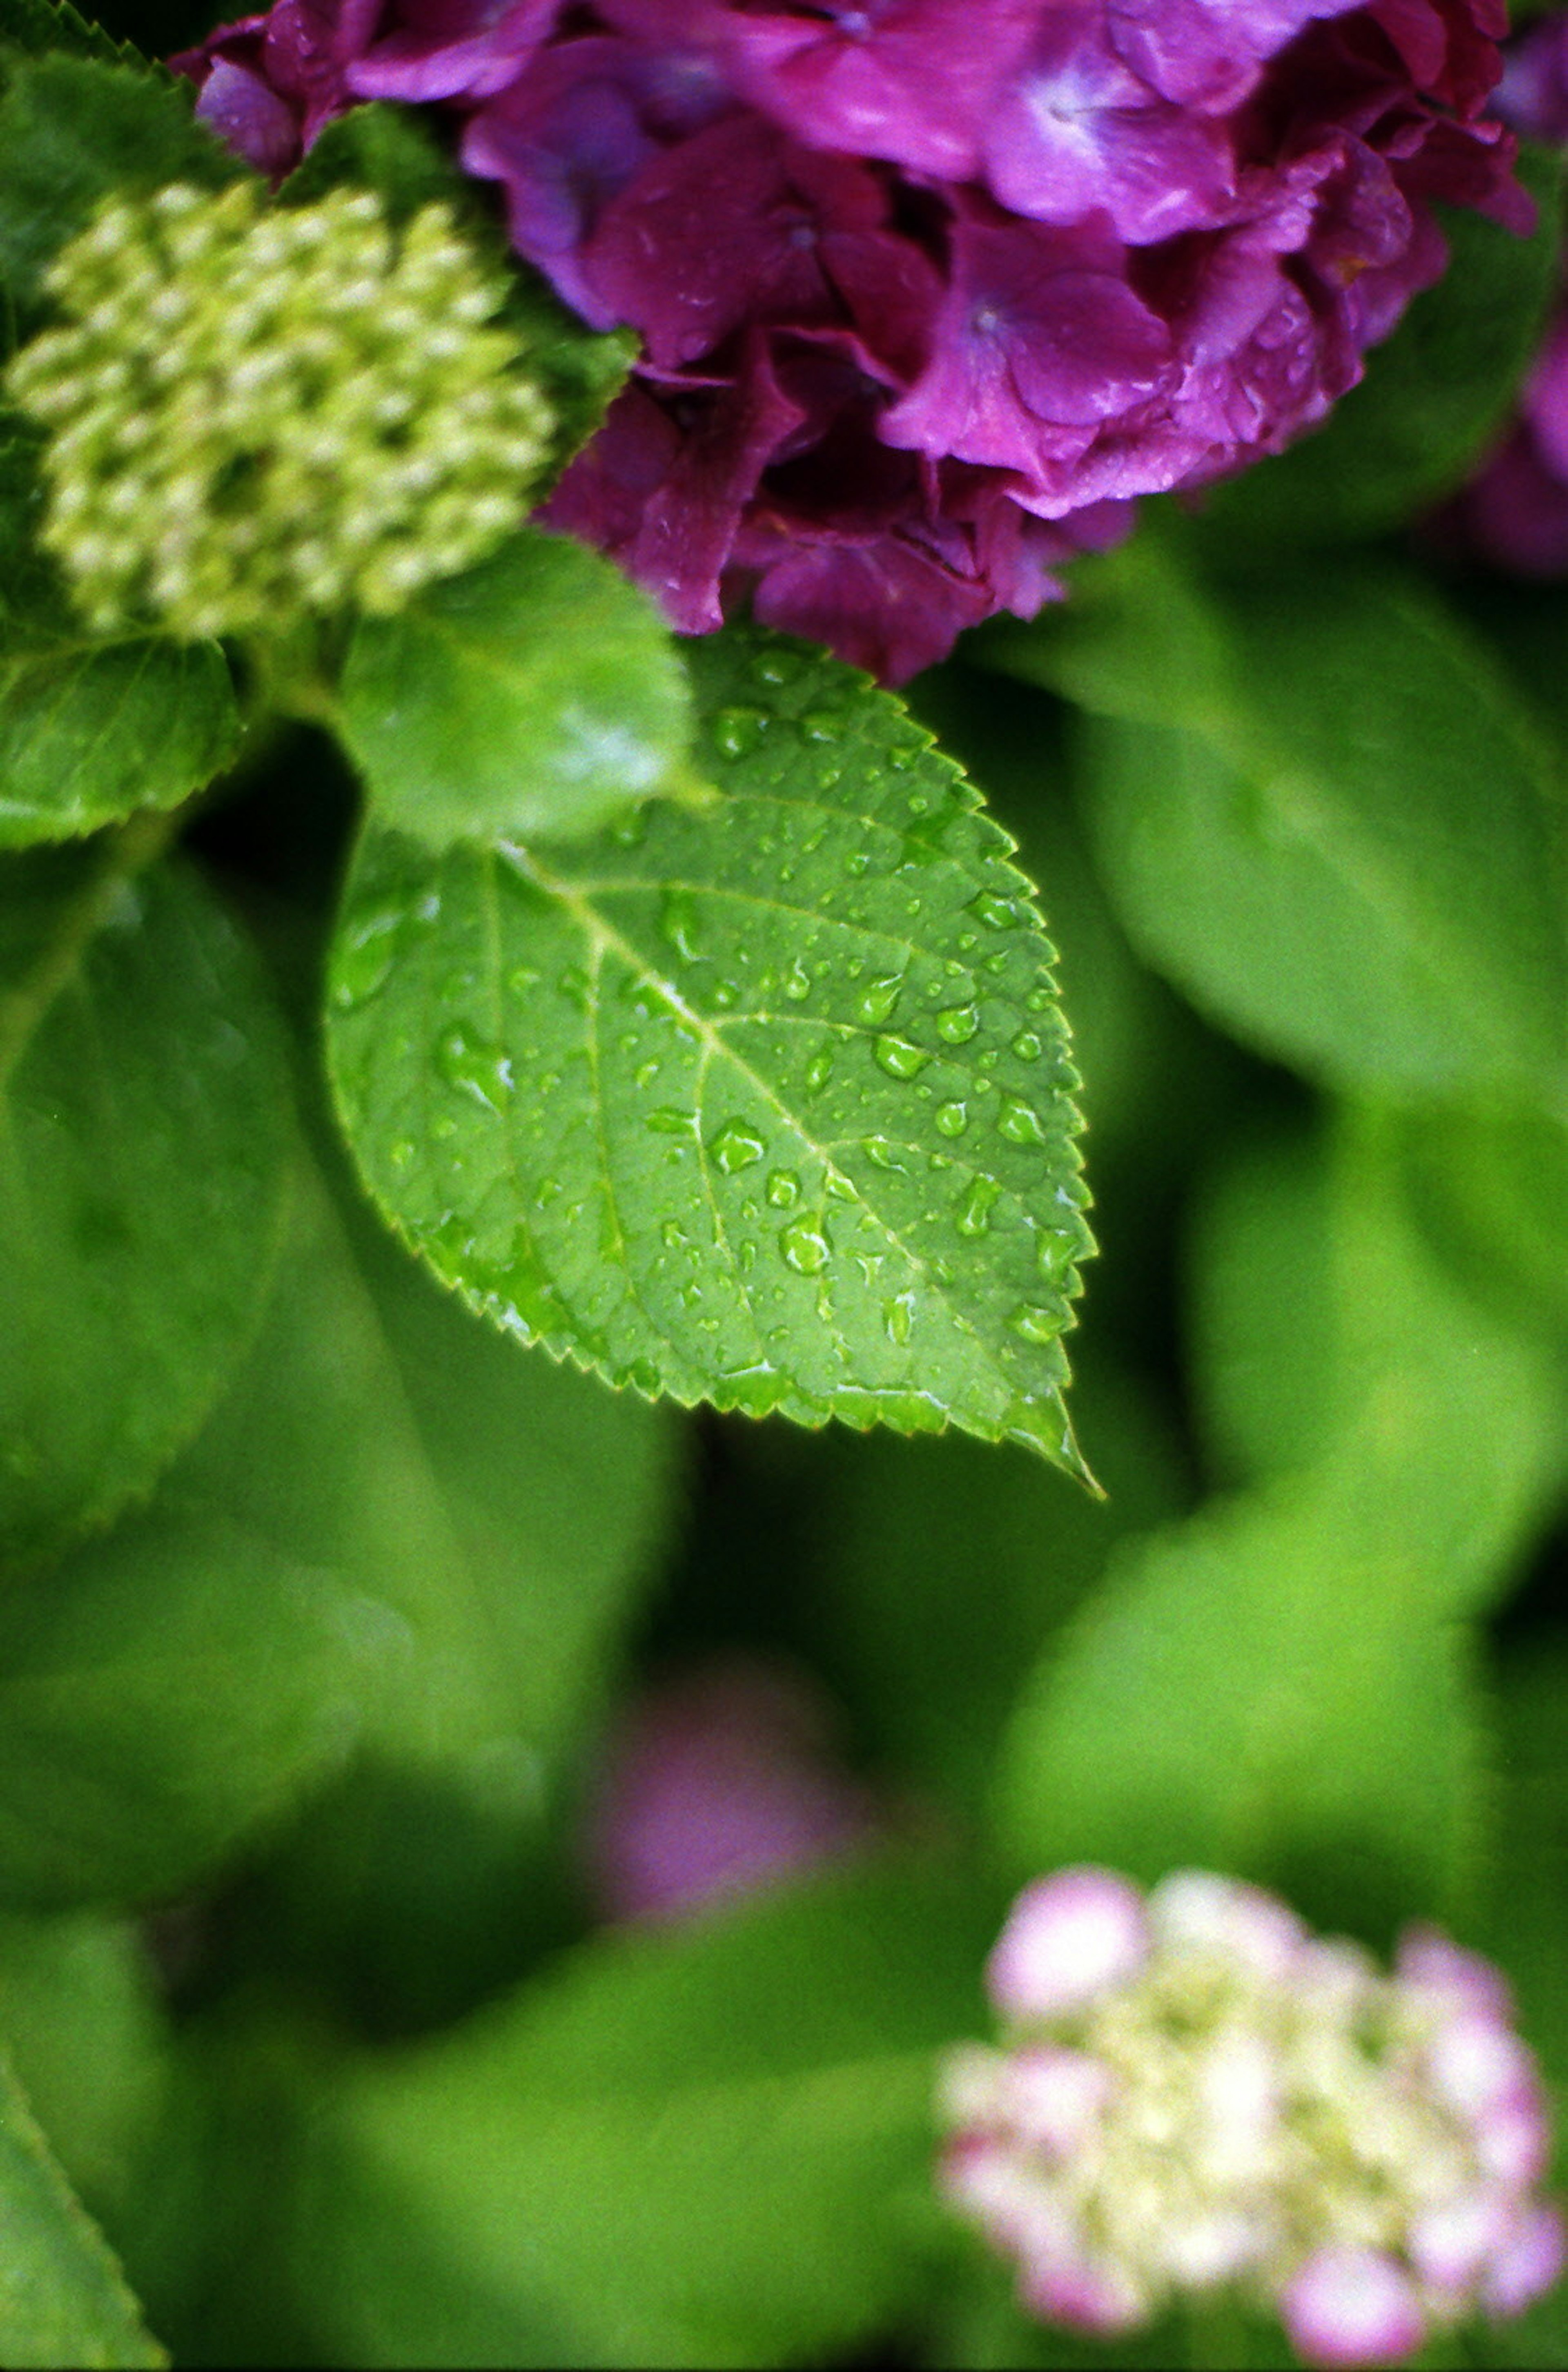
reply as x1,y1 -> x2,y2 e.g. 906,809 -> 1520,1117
333,906 -> 403,1009
845,851 -> 869,878
969,890 -> 1020,930
935,1100 -> 968,1138
709,1117 -> 765,1174
436,1026 -> 514,1113
935,1002 -> 979,1045
803,708 -> 847,741
779,1213 -> 829,1273
1025,987 -> 1054,1014
712,704 -> 767,759
955,1175 -> 1000,1238
1011,1031 -> 1043,1061
766,1168 -> 802,1209
389,1136 -> 415,1170
998,1094 -> 1048,1146
557,964 -> 592,1012
1009,1302 -> 1060,1345
635,1058 -> 661,1089
738,1239 -> 757,1274
825,1169 -> 858,1202
712,977 -> 742,1009
609,805 -> 648,847
863,1136 -> 908,1172
874,1034 -> 930,1080
883,1292 -> 915,1347
783,954 -> 812,1001
507,963 -> 541,997
756,649 -> 798,685
661,889 -> 699,963
854,974 -> 902,1028
646,1106 -> 698,1136
1037,1229 -> 1078,1283
804,1046 -> 834,1091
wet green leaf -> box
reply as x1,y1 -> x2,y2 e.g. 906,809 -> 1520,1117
339,530 -> 692,849
328,628 -> 1094,1476
0,835 -> 292,1571
0,2054 -> 163,2368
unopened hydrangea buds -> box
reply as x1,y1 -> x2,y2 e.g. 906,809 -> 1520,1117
5,178 -> 554,641
940,1868 -> 1564,2368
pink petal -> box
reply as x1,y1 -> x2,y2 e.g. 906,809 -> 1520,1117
986,1867 -> 1151,2022
1281,2247 -> 1427,2369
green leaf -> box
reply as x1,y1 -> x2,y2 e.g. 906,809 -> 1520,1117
0,1500 -> 363,1908
0,836 -> 292,1572
0,1911 -> 167,2216
993,1462 -> 1492,1942
1391,1103 -> 1568,1351
338,529 -> 693,849
996,542 -> 1568,1108
0,2053 -> 163,2368
0,0 -> 127,69
300,1857 -> 990,2368
328,627 -> 1095,1476
1189,143 -> 1565,556
281,104 -> 633,482
0,441 -> 241,845
1189,1110 -> 1568,1554
0,54 -> 245,324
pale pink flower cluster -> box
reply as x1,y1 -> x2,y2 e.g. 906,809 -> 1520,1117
940,1867 -> 1563,2367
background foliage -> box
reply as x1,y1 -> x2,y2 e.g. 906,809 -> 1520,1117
0,2 -> 1563,2367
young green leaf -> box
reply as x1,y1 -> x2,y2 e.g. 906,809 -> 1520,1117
337,529 -> 693,849
0,54 -> 245,325
327,628 -> 1095,1476
299,1857 -> 991,2369
0,2054 -> 164,2369
0,1911 -> 167,2218
0,834 -> 292,1572
0,445 -> 240,845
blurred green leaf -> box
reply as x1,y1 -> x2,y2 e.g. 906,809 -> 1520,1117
1190,1110 -> 1568,1546
0,2053 -> 163,2368
339,530 -> 694,849
0,0 -> 128,66
808,1349 -> 1189,1813
993,1459 -> 1491,1941
328,626 -> 1095,1474
301,1856 -> 990,2368
991,542 -> 1568,1108
0,1502 -> 361,1908
0,446 -> 241,847
0,1911 -> 166,2214
1391,1103 -> 1568,1352
0,53 -> 243,324
1189,143 -> 1564,556
0,836 -> 292,1572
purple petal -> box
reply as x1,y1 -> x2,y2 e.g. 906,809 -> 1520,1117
1483,2201 -> 1567,2322
1281,2247 -> 1427,2369
985,1868 -> 1151,2022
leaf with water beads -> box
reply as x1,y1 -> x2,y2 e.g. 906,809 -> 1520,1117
326,627 -> 1095,1479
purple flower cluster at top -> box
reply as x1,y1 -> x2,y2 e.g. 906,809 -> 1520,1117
175,0 -> 1526,682
1450,12 -> 1568,573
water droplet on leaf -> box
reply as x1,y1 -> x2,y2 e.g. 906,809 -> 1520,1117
709,1117 -> 765,1174
874,1035 -> 929,1080
956,1175 -> 1000,1237
997,1094 -> 1048,1146
766,1168 -> 802,1209
779,1213 -> 829,1273
854,974 -> 902,1028
935,1100 -> 968,1138
436,1027 -> 513,1114
935,1003 -> 979,1045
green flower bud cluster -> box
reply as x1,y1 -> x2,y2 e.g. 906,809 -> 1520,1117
5,179 -> 556,641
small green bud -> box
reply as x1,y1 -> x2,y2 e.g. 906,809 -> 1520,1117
5,180 -> 556,641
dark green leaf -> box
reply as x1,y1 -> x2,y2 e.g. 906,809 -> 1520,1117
0,2053 -> 163,2368
327,628 -> 1095,1475
300,1858 -> 990,2368
0,835 -> 292,1571
338,529 -> 693,849
1190,144 -> 1565,555
0,54 -> 244,324
281,104 -> 633,483
0,0 -> 127,69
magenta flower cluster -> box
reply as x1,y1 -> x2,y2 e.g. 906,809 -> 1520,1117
941,1867 -> 1564,2368
176,0 -> 1525,682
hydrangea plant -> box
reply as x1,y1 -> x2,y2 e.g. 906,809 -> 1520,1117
0,1 -> 1564,2369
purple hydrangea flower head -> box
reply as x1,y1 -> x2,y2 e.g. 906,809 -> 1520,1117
581,1653 -> 875,1924
176,0 -> 1526,680
940,1868 -> 1564,2367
